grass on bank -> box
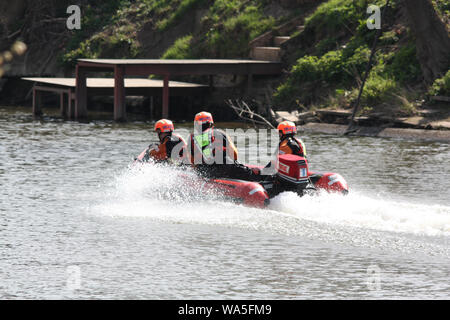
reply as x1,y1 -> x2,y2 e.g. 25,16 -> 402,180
273,0 -> 423,116
161,2 -> 277,59
61,0 -> 280,66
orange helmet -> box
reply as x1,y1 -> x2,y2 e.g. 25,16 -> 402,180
154,119 -> 174,133
194,111 -> 214,126
277,121 -> 297,135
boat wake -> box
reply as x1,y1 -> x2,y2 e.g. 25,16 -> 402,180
91,163 -> 450,238
269,191 -> 450,237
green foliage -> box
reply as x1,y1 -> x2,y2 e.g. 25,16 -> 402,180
203,5 -> 275,58
63,1 -> 130,52
274,43 -> 371,105
207,0 -> 248,21
316,38 -> 338,56
61,25 -> 140,66
292,50 -> 344,82
385,43 -> 421,83
305,0 -> 360,33
432,0 -> 450,24
156,0 -> 207,31
356,73 -> 398,106
379,30 -> 399,45
305,0 -> 385,38
429,70 -> 450,96
290,55 -> 321,82
61,0 -> 139,67
57,0 -> 427,115
274,0 -> 425,112
343,44 -> 371,77
161,35 -> 193,59
61,0 -> 280,65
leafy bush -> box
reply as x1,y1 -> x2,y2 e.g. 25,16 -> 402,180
357,73 -> 398,105
385,43 -> 421,83
316,38 -> 338,56
342,44 -> 371,79
274,0 -> 423,112
274,43 -> 371,104
429,70 -> 450,96
289,55 -> 321,82
292,50 -> 343,82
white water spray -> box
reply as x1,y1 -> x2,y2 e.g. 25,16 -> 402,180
92,164 -> 450,237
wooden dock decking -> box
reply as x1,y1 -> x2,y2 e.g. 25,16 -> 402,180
23,77 -> 208,119
22,77 -> 209,89
26,58 -> 282,121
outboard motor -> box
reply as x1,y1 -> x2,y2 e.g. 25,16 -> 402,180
277,154 -> 310,186
263,154 -> 316,197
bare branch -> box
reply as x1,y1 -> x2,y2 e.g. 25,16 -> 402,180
225,99 -> 276,129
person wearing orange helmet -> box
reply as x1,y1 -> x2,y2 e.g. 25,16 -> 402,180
277,121 -> 307,157
186,111 -> 261,180
186,111 -> 238,165
138,119 -> 186,163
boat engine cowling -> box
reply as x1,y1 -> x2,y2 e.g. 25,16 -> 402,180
275,154 -> 311,191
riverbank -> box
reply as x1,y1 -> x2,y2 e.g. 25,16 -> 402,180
274,106 -> 450,142
299,122 -> 450,142
2,104 -> 450,143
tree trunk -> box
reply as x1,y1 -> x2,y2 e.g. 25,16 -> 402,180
403,0 -> 450,84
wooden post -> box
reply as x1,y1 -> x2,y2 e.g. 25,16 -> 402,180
75,65 -> 88,119
114,65 -> 126,121
68,90 -> 74,119
149,96 -> 154,120
247,73 -> 253,95
32,86 -> 42,116
60,92 -> 65,117
162,74 -> 169,119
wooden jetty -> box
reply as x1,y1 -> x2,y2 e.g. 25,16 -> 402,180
23,77 -> 208,119
25,58 -> 282,121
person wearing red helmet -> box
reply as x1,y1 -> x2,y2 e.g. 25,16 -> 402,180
186,111 -> 261,180
138,119 -> 186,163
277,121 -> 307,157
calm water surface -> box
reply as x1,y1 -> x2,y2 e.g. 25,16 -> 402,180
0,107 -> 449,299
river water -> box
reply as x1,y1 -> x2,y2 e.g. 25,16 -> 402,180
0,107 -> 449,299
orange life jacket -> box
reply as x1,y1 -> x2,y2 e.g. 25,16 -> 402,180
149,133 -> 187,161
279,136 -> 307,157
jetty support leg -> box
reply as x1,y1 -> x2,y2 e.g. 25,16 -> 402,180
32,86 -> 42,116
68,90 -> 74,119
75,65 -> 88,119
60,92 -> 66,117
114,65 -> 126,121
162,75 -> 169,119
